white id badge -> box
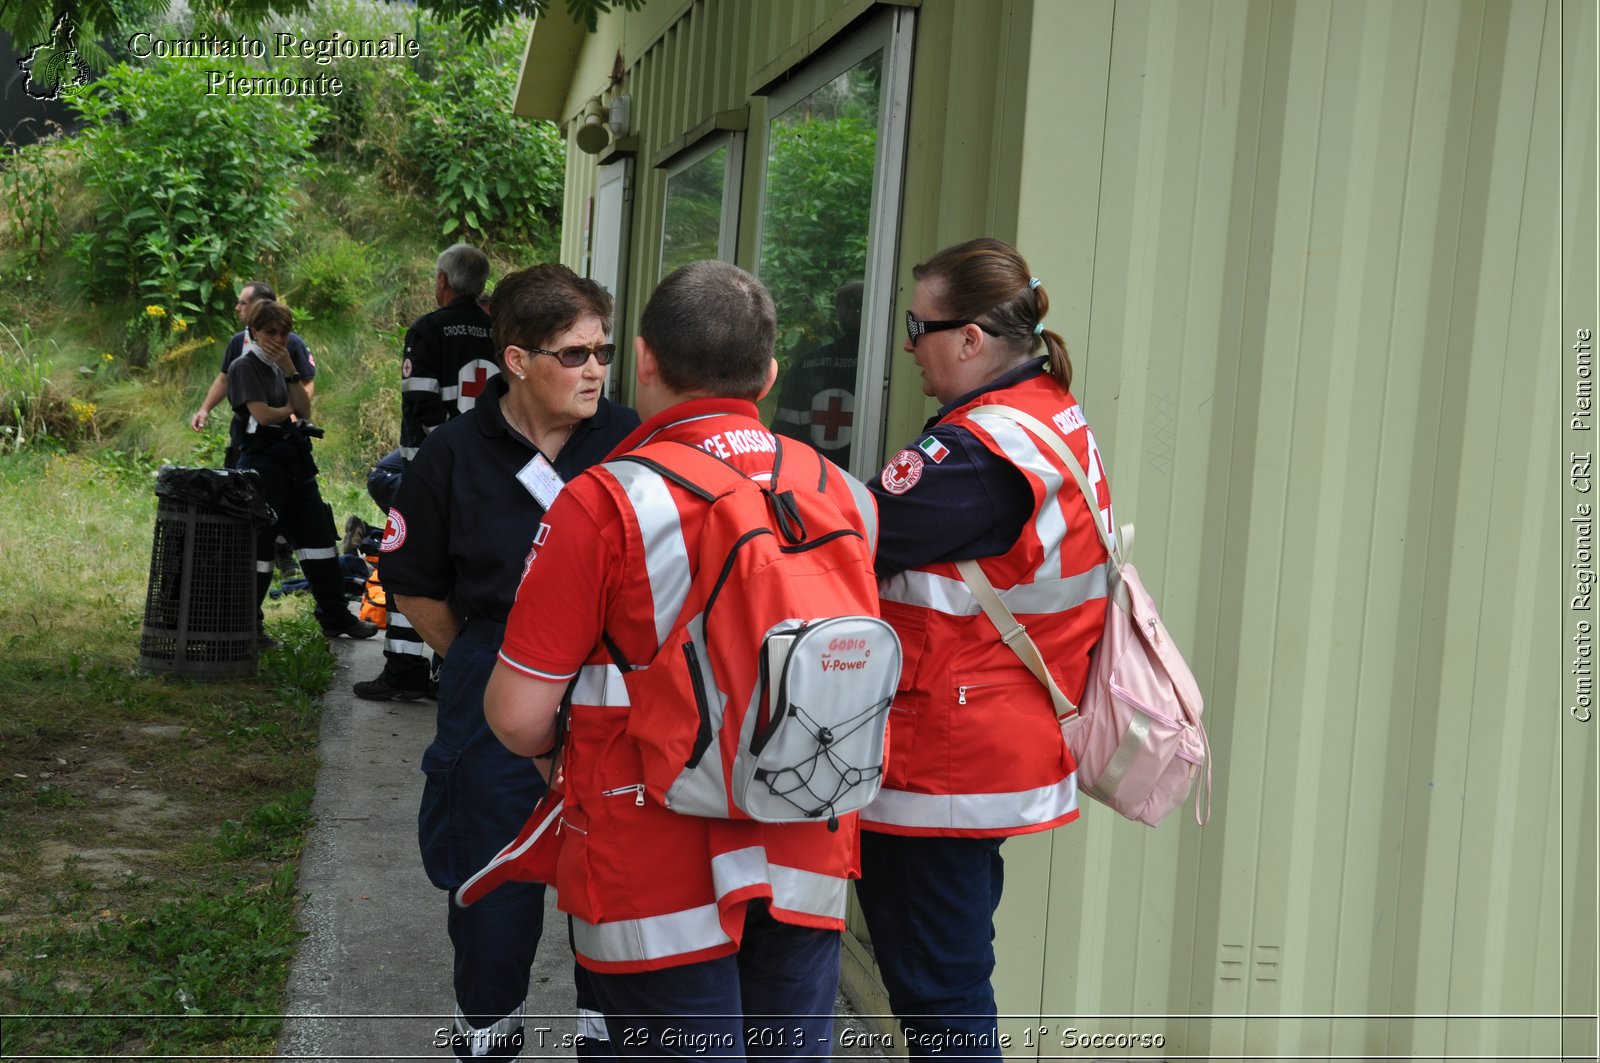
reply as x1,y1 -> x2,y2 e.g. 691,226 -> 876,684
517,454 -> 565,509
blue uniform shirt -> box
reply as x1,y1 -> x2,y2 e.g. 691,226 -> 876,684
867,358 -> 1048,579
380,375 -> 640,625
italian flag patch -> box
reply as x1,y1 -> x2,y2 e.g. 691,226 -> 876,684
918,436 -> 949,463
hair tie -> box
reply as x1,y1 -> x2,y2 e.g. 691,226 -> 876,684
1028,277 -> 1042,290
1033,322 -> 1044,335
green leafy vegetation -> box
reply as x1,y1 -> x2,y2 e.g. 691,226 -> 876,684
0,5 -> 572,1054
66,59 -> 322,331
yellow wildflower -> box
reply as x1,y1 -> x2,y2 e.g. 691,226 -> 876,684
102,352 -> 115,362
144,305 -> 166,317
69,399 -> 96,425
172,317 -> 189,332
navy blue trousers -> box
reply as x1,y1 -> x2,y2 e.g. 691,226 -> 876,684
589,901 -> 840,1062
419,630 -> 548,1060
854,832 -> 1007,1060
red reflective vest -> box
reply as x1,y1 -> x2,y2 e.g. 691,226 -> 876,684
508,405 -> 875,973
861,375 -> 1114,838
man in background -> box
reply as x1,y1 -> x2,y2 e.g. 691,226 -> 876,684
353,243 -> 496,703
190,280 -> 317,467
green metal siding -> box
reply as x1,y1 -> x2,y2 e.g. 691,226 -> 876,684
1009,0 -> 1594,1057
532,0 -> 1593,1055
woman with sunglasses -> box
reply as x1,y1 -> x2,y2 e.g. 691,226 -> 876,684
378,263 -> 639,1062
856,238 -> 1116,1059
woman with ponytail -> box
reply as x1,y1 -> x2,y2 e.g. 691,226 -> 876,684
858,238 -> 1116,1058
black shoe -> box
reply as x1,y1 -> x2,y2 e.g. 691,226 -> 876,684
353,675 -> 432,702
320,615 -> 379,640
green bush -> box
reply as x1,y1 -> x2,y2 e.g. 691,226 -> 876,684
287,233 -> 373,317
65,59 -> 323,325
759,113 -> 877,357
403,26 -> 565,255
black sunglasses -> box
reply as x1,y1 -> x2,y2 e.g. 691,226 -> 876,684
524,343 -> 617,368
905,311 -> 998,347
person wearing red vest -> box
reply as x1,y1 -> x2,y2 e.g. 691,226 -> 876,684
858,238 -> 1116,1058
485,260 -> 873,1060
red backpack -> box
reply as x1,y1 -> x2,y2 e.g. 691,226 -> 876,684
610,439 -> 901,827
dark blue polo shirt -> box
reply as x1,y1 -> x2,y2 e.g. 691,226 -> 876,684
866,359 -> 1047,579
380,375 -> 641,625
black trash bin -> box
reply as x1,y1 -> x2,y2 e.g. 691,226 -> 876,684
138,467 -> 274,678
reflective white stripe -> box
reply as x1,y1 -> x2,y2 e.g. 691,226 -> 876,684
570,663 -> 630,706
296,546 -> 338,561
879,565 -> 1107,617
386,610 -> 414,629
256,560 -> 274,574
710,845 -> 768,895
862,774 -> 1078,832
838,468 -> 878,553
497,649 -> 577,682
577,1009 -> 608,1041
971,412 -> 1069,579
385,637 -> 429,656
453,1004 -> 524,1058
770,861 -> 849,920
401,376 -> 441,394
400,446 -> 419,461
607,461 -> 693,645
572,903 -> 733,965
709,847 -> 848,920
440,384 -> 460,402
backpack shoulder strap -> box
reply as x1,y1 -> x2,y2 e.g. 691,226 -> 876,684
956,558 -> 1079,719
611,439 -> 747,502
966,403 -> 1119,562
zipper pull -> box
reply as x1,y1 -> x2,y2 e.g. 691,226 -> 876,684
958,686 -> 968,705
634,784 -> 645,807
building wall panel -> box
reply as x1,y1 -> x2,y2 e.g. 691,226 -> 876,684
535,0 -> 1593,1056
1009,0 -> 1589,1057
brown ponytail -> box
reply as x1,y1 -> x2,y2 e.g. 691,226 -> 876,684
912,237 -> 1073,392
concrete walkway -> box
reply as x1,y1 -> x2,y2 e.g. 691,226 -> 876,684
277,638 -> 882,1063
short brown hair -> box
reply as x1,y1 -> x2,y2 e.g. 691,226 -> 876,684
490,265 -> 612,368
639,260 -> 774,400
247,300 -> 293,334
913,237 -> 1072,391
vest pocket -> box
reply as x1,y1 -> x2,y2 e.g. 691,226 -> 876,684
947,673 -> 1065,779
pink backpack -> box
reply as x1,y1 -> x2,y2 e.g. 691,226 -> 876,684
957,405 -> 1211,827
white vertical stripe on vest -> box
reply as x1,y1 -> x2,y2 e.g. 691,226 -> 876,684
969,411 -> 1069,580
607,461 -> 694,645
570,663 -> 630,706
572,903 -> 733,965
837,467 -> 879,552
863,774 -> 1078,832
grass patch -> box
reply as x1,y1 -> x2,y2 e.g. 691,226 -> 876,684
0,453 -> 340,1056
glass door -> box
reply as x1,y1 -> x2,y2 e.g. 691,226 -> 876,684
755,8 -> 913,478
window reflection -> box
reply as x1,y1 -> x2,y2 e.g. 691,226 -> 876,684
760,50 -> 881,468
661,144 -> 728,279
